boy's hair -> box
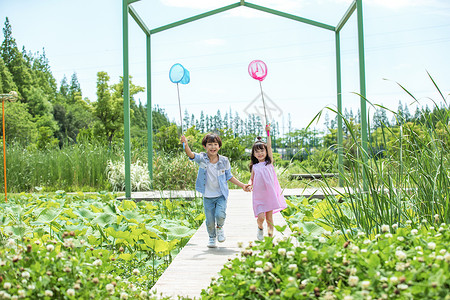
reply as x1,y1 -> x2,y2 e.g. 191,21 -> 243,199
249,136 -> 272,172
202,133 -> 222,147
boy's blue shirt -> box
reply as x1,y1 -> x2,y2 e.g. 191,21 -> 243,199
190,152 -> 233,199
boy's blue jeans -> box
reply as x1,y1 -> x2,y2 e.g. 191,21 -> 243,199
203,195 -> 227,239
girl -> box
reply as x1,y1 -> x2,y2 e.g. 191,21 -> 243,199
247,124 -> 287,241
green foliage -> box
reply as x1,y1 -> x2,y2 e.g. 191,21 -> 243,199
0,192 -> 204,297
202,198 -> 450,299
0,101 -> 37,143
155,124 -> 181,153
152,152 -> 197,190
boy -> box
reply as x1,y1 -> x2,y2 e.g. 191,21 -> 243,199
180,133 -> 249,248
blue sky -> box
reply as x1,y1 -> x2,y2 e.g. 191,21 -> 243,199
1,0 -> 449,131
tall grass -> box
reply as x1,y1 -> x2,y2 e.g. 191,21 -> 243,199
1,142 -> 122,192
319,75 -> 449,236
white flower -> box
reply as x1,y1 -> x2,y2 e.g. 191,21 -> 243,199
93,259 -> 102,266
411,229 -> 418,235
361,280 -> 370,289
349,267 -> 357,275
406,220 -> 412,225
350,245 -> 360,253
255,267 -> 264,275
335,251 -> 342,258
255,260 -> 263,266
319,237 -> 327,243
444,253 -> 450,262
287,251 -> 295,258
288,264 -> 297,271
264,262 -> 273,271
46,244 -> 54,252
385,233 -> 393,238
139,291 -> 148,299
396,262 -> 406,271
27,284 -> 35,290
348,276 -> 359,286
334,230 -> 342,235
430,226 -> 435,230
278,248 -> 286,256
428,242 -> 436,250
381,225 -> 390,233
395,250 -> 407,261
357,231 -> 365,237
373,250 -> 380,255
324,230 -> 331,236
288,276 -> 295,283
264,251 -> 272,258
67,289 -> 75,297
120,292 -> 129,299
3,282 -> 12,289
363,239 -> 371,245
392,224 -> 398,230
105,284 -> 114,293
18,290 -> 26,298
397,236 -> 405,242
344,296 -> 353,300
436,255 -> 444,261
390,276 -> 398,284
44,290 -> 53,297
398,284 -> 408,290
132,269 -> 140,275
301,250 -> 307,255
34,240 -> 41,245
21,271 -> 30,279
380,276 -> 387,282
361,249 -> 367,253
434,214 -> 439,221
323,292 -> 335,300
6,239 -> 16,247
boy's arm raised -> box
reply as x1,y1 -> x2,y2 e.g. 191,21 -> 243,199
180,135 -> 195,159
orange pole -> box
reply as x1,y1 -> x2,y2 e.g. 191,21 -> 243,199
2,99 -> 6,202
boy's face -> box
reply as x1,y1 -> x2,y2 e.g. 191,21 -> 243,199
204,142 -> 220,157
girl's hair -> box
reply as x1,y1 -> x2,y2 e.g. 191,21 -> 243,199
249,136 -> 272,172
202,133 -> 222,147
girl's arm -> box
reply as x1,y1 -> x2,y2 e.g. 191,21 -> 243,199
247,170 -> 254,192
266,124 -> 273,162
229,177 -> 249,191
180,135 -> 195,159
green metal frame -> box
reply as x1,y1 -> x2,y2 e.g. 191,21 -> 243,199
122,0 -> 368,197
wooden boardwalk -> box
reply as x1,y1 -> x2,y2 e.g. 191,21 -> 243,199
149,189 -> 293,299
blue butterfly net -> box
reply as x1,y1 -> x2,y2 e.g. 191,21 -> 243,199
169,63 -> 190,84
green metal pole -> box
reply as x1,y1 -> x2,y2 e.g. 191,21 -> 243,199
335,31 -> 344,187
356,0 -> 368,190
146,33 -> 153,185
123,0 -> 132,198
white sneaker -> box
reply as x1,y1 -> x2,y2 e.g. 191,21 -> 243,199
207,237 -> 217,248
257,227 -> 264,241
217,227 -> 226,243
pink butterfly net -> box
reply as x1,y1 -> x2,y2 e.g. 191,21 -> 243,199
248,60 -> 267,81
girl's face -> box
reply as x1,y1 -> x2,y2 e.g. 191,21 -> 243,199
204,142 -> 220,157
254,148 -> 267,162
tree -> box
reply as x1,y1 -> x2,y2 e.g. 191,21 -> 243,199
0,56 -> 17,94
1,18 -> 34,100
69,72 -> 82,104
93,72 -> 144,145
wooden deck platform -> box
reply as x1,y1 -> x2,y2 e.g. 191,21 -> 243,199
149,189 -> 293,299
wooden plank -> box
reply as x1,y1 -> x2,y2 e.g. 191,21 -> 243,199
149,190 -> 292,299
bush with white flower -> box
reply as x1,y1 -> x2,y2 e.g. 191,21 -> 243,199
201,207 -> 450,299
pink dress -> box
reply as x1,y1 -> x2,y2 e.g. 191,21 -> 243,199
252,162 -> 287,217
